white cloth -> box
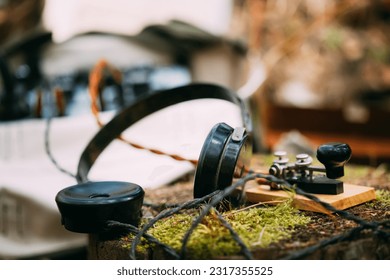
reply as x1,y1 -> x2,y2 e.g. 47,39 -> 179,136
42,0 -> 233,43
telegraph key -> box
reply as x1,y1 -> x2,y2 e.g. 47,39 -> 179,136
268,142 -> 352,195
245,142 -> 375,214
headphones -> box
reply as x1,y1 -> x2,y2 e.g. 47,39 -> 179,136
56,83 -> 253,234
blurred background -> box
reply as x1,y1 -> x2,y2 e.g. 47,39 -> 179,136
1,0 -> 389,161
245,0 -> 390,164
0,0 -> 389,259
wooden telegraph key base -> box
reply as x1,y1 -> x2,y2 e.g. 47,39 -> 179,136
244,181 -> 376,214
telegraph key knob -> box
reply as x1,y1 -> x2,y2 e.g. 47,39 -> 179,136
316,143 -> 352,179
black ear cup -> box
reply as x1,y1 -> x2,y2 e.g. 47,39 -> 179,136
193,123 -> 233,198
193,122 -> 252,198
55,181 -> 144,234
215,127 -> 252,188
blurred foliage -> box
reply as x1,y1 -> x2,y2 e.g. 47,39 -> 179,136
241,0 -> 390,108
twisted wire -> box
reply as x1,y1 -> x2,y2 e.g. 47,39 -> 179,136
293,187 -> 381,230
88,59 -> 198,165
283,220 -> 390,260
180,173 -> 282,258
106,220 -> 180,259
214,208 -> 254,260
44,116 -> 77,179
129,189 -> 221,260
43,87 -> 77,179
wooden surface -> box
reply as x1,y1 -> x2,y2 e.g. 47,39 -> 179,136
245,182 -> 376,214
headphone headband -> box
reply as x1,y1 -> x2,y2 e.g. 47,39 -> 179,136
77,83 -> 251,183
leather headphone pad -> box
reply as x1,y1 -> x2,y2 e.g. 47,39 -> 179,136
193,122 -> 233,198
216,132 -> 252,188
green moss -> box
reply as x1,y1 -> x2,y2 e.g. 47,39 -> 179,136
368,189 -> 390,208
125,201 -> 310,259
